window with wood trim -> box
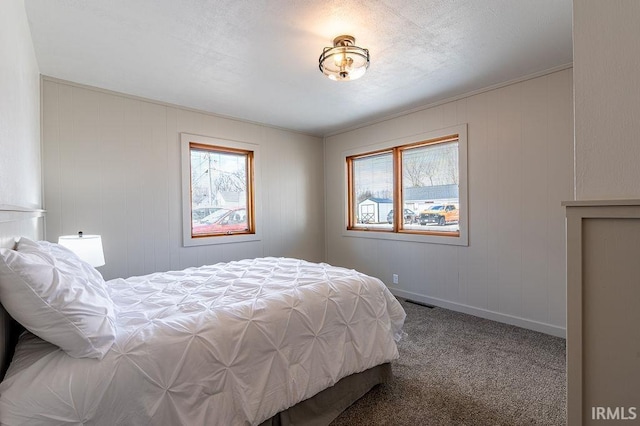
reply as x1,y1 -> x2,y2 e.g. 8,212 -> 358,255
346,129 -> 466,243
181,133 -> 259,246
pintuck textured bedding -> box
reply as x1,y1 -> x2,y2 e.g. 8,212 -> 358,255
0,257 -> 406,425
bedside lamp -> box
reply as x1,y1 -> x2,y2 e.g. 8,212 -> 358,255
58,232 -> 105,267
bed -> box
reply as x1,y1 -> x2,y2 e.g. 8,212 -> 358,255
0,222 -> 405,425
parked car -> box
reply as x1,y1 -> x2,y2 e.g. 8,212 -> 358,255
419,204 -> 459,226
192,207 -> 221,223
192,207 -> 247,235
387,208 -> 417,224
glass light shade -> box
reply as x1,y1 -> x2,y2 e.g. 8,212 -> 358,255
319,35 -> 370,81
58,234 -> 105,267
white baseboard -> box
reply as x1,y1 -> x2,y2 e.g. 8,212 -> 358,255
388,287 -> 566,338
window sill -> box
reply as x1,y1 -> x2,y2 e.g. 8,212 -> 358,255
342,228 -> 468,246
183,232 -> 261,247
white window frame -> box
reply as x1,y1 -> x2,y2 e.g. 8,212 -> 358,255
342,124 -> 468,246
181,133 -> 262,247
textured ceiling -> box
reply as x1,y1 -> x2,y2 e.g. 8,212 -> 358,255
24,0 -> 573,136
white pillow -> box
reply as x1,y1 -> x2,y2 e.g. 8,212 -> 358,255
17,237 -> 105,289
0,240 -> 116,359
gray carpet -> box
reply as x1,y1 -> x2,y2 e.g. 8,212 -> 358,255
331,299 -> 566,426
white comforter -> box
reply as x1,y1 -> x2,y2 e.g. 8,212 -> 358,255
0,257 -> 405,425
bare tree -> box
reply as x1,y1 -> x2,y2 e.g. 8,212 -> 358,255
442,145 -> 459,185
403,151 -> 436,187
357,189 -> 374,204
214,169 -> 246,193
403,142 -> 459,187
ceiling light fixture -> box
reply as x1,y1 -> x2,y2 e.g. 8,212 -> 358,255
319,35 -> 370,81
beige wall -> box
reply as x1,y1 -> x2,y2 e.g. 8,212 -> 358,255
569,1 -> 640,422
0,0 -> 41,210
574,0 -> 640,200
324,69 -> 573,336
41,79 -> 325,280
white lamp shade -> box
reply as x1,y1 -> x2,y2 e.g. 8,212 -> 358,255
58,234 -> 105,267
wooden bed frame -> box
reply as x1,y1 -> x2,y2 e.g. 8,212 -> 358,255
0,304 -> 21,380
0,206 -> 390,425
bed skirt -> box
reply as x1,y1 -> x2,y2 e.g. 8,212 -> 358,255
259,363 -> 392,426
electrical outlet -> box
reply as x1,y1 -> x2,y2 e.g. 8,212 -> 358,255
392,274 -> 398,284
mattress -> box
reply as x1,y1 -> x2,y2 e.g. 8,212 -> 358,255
0,257 -> 405,425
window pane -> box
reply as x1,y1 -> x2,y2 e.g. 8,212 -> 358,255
402,140 -> 459,235
351,152 -> 393,229
190,147 -> 250,236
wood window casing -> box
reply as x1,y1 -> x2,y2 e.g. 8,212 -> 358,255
181,133 -> 261,247
344,125 -> 467,246
188,142 -> 255,239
